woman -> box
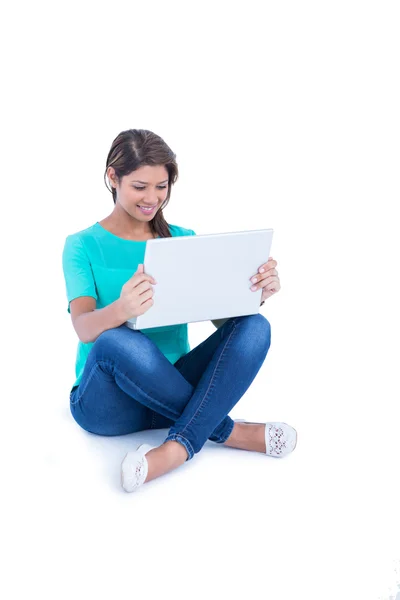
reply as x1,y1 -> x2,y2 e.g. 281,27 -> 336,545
62,128 -> 297,493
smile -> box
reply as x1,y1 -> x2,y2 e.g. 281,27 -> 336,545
137,205 -> 156,213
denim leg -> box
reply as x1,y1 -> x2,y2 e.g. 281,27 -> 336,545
164,314 -> 271,459
70,324 -> 198,437
70,316 -> 270,461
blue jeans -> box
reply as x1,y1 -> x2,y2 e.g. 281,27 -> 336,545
69,314 -> 271,461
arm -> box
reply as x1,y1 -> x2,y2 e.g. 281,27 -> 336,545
63,235 -> 126,343
70,296 -> 127,344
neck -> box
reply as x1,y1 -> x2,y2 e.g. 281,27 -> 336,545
103,207 -> 154,238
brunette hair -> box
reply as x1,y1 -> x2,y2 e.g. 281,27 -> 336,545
104,129 -> 179,238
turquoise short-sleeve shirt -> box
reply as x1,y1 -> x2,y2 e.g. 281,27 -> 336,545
62,221 -> 196,391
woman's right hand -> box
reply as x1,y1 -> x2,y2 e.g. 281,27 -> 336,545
117,264 -> 157,320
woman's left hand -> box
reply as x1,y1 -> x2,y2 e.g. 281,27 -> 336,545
249,257 -> 281,303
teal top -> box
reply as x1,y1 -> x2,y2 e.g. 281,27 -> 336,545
62,221 -> 196,391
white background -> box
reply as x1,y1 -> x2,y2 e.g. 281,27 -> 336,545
2,1 -> 399,599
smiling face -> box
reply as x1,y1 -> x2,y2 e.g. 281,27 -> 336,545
107,164 -> 169,222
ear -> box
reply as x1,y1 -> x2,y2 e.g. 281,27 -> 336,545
107,166 -> 117,188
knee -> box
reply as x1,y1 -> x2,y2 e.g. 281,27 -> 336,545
93,326 -> 158,373
94,326 -> 126,353
236,313 -> 271,354
92,326 -> 139,362
252,313 -> 271,350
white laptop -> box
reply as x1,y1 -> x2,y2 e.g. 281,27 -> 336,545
125,228 -> 274,330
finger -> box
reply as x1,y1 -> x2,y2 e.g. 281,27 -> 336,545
251,275 -> 279,291
250,269 -> 278,287
255,258 -> 277,275
127,278 -> 153,294
261,285 -> 278,299
134,264 -> 157,281
129,272 -> 157,288
140,287 -> 154,303
135,279 -> 156,295
250,272 -> 278,290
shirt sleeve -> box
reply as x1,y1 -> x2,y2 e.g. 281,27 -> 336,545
62,235 -> 98,313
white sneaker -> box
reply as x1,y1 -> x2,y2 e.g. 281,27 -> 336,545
121,443 -> 155,493
234,419 -> 297,457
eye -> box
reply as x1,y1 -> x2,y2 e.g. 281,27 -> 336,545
133,185 -> 168,190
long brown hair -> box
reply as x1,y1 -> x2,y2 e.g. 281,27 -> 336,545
104,129 -> 179,238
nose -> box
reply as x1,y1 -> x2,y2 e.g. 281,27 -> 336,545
145,190 -> 159,204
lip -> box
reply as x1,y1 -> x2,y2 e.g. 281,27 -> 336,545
137,204 -> 157,213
